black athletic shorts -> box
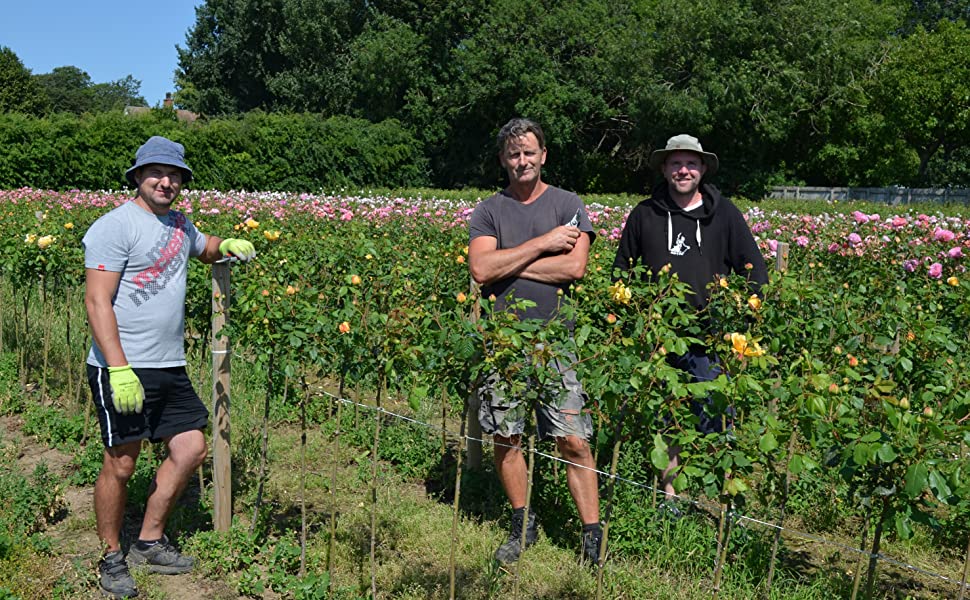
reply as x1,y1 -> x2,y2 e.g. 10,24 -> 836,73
87,365 -> 209,448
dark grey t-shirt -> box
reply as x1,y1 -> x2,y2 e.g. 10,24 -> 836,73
468,186 -> 596,321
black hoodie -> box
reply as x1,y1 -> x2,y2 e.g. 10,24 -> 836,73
612,182 -> 768,310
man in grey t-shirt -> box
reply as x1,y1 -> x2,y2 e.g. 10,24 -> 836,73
468,118 -> 602,566
84,136 -> 256,599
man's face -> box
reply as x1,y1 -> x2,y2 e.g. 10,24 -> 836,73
663,150 -> 706,197
135,164 -> 183,214
499,133 -> 547,187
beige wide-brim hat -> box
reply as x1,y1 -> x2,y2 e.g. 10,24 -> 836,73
648,134 -> 719,176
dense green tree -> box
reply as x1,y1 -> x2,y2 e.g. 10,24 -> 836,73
869,20 -> 970,185
172,0 -> 967,191
34,67 -> 146,114
0,47 -> 48,115
176,0 -> 368,114
34,66 -> 92,113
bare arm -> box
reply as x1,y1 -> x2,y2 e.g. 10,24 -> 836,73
196,234 -> 224,264
468,226 -> 582,286
519,231 -> 591,283
84,268 -> 128,367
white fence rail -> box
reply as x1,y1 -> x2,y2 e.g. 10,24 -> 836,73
769,186 -> 970,205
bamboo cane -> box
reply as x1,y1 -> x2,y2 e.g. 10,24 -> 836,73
958,522 -> 970,600
765,430 -> 799,594
863,497 -> 889,600
711,500 -> 734,600
370,377 -> 384,600
327,389 -> 343,577
595,434 -> 623,599
849,509 -> 870,600
448,402 -> 468,600
299,376 -> 309,577
250,354 -> 276,534
512,433 -> 536,600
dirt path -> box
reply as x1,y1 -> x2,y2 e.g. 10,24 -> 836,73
3,415 -> 234,599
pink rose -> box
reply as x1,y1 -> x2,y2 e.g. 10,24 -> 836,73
928,262 -> 943,279
848,233 -> 862,246
892,216 -> 907,228
795,236 -> 809,247
934,228 -> 956,242
852,211 -> 869,224
949,247 -> 964,259
828,242 -> 840,253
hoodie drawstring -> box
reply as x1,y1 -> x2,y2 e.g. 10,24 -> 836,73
667,211 -> 704,256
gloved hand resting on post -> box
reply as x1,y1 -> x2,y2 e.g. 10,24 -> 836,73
219,238 -> 256,262
107,365 -> 144,415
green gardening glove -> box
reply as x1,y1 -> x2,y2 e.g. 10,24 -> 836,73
219,238 -> 256,262
107,365 -> 144,415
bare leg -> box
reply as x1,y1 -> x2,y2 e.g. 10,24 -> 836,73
493,434 -> 527,509
95,441 -> 141,553
662,444 -> 681,498
556,434 -> 599,524
138,429 -> 207,541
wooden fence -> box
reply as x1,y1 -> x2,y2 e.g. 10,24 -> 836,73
769,186 -> 970,205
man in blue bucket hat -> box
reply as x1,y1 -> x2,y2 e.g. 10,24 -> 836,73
84,136 -> 256,598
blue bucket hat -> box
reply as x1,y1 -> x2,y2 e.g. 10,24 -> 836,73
125,136 -> 193,187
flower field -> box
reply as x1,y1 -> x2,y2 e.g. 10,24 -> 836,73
1,187 -> 969,598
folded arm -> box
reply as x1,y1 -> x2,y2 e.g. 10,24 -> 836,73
469,226 -> 584,286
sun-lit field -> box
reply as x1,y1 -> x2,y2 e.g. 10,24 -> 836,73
1,188 -> 968,599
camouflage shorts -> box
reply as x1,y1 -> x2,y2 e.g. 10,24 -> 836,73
478,353 -> 593,441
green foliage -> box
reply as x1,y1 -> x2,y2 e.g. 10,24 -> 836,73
0,111 -> 428,191
32,66 -> 146,115
0,47 -> 48,116
168,0 -> 970,192
0,462 -> 63,539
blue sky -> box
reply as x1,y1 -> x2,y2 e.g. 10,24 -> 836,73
1,0 -> 203,107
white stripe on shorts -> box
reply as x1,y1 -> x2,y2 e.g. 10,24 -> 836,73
96,367 -> 114,447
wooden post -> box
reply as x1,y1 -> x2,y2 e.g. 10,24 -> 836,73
775,242 -> 790,273
466,278 -> 483,470
211,261 -> 232,532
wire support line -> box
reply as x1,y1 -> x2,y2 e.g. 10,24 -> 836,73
224,352 -> 965,593
308,386 -> 967,592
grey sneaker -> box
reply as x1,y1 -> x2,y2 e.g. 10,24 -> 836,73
581,525 -> 604,566
494,510 -> 538,565
98,550 -> 138,598
128,535 -> 195,574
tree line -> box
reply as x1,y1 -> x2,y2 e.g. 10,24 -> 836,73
2,0 -> 968,195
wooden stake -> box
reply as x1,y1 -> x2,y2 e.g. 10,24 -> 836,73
850,510 -> 870,600
211,260 -> 232,533
596,433 -> 624,599
775,242 -> 790,272
299,377 -> 309,577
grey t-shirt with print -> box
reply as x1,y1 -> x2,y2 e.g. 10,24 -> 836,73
83,201 -> 207,368
468,185 -> 596,322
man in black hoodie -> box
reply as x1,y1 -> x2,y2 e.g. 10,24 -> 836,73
612,134 -> 767,501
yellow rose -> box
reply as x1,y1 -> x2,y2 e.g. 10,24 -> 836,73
63,222 -> 74,230
731,333 -> 766,358
747,295 -> 762,311
37,235 -> 55,249
245,218 -> 260,230
24,233 -> 37,245
263,230 -> 281,241
947,276 -> 959,287
608,281 -> 632,305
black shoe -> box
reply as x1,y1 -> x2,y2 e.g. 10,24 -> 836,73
493,510 -> 538,565
581,524 -> 605,566
128,535 -> 195,574
98,551 -> 138,598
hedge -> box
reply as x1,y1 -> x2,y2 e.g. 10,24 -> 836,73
0,110 -> 429,191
